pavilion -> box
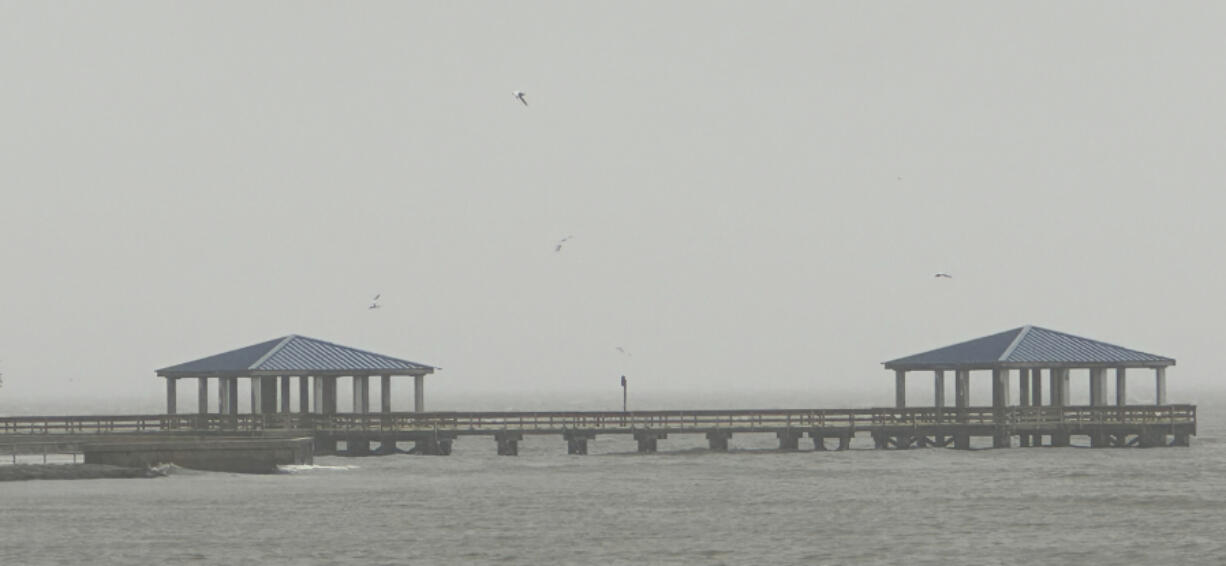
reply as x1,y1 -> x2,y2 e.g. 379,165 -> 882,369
883,325 -> 1174,413
156,335 -> 437,415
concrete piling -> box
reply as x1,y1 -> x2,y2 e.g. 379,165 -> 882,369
633,430 -> 666,453
706,431 -> 731,452
776,429 -> 801,451
495,432 -> 523,456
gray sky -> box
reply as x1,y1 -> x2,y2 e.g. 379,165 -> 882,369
2,3 -> 1224,411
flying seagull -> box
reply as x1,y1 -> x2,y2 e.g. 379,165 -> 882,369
616,346 -> 631,357
368,294 -> 381,309
555,235 -> 573,252
513,91 -> 528,106
934,273 -> 953,279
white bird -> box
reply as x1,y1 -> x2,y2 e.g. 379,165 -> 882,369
934,273 -> 953,279
555,235 -> 573,252
368,294 -> 381,309
513,91 -> 528,106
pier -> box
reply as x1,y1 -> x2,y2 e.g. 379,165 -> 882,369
0,326 -> 1199,467
0,405 -> 1197,456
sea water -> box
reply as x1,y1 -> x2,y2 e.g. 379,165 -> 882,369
2,401 -> 1225,566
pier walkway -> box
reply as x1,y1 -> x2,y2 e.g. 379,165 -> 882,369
0,405 -> 1196,456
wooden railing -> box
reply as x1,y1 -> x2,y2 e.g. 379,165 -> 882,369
0,405 -> 1196,435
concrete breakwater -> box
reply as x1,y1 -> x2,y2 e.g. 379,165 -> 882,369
82,437 -> 314,474
0,463 -> 164,482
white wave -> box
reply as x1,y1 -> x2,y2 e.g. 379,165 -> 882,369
278,463 -> 359,473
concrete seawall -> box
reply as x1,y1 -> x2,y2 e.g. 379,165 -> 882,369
83,437 -> 313,474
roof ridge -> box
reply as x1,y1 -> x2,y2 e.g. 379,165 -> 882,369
248,335 -> 295,370
998,325 -> 1031,362
296,335 -> 427,367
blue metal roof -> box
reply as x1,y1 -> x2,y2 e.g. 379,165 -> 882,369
157,335 -> 436,377
883,326 -> 1174,370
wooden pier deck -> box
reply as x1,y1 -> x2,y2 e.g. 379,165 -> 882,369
0,405 -> 1196,456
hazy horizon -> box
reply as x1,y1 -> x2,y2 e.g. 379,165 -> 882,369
3,3 -> 1225,414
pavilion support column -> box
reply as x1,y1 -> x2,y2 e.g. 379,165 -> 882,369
415,375 -> 425,412
352,376 -> 370,413
1090,368 -> 1107,406
260,378 -> 278,414
1155,367 -> 1167,405
299,376 -> 310,414
952,369 -> 970,449
323,377 -> 338,415
251,377 -> 264,415
1017,369 -> 1030,447
1030,369 -> 1043,446
991,369 -> 1010,408
1115,368 -> 1127,406
312,377 -> 324,414
1018,369 -> 1031,407
227,378 -> 239,415
218,379 -> 228,415
381,375 -> 392,413
991,368 -> 1010,449
933,370 -> 945,410
894,369 -> 906,409
280,376 -> 292,414
166,378 -> 177,415
198,377 -> 209,415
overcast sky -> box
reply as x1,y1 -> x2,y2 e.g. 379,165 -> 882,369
2,3 -> 1224,413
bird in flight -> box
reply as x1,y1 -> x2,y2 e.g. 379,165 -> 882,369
555,235 -> 573,252
513,91 -> 528,106
934,273 -> 953,279
368,294 -> 382,309
616,346 -> 631,357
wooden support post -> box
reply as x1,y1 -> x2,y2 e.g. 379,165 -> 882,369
992,368 -> 1010,409
261,377 -> 278,414
166,378 -> 177,415
414,375 -> 425,412
933,370 -> 945,408
218,378 -> 229,415
1115,368 -> 1126,406
1089,368 -> 1107,406
312,376 -> 324,414
250,377 -> 263,415
323,377 -> 338,415
299,376 -> 310,413
198,377 -> 209,415
227,378 -> 239,415
895,369 -> 906,409
1018,369 -> 1031,407
1155,367 -> 1167,405
955,369 -> 970,423
280,376 -> 291,414
1031,369 -> 1043,446
380,375 -> 392,413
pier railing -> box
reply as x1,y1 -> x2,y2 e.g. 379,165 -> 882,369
0,405 -> 1196,435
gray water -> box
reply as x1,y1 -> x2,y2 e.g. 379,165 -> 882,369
3,406 -> 1225,565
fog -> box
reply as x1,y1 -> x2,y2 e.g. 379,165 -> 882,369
2,3 -> 1223,414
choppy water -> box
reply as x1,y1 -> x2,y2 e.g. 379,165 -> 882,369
2,404 -> 1225,566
